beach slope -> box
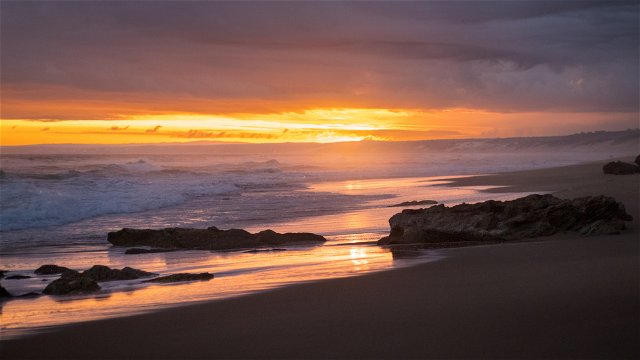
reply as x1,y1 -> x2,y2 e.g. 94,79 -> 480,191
2,159 -> 638,359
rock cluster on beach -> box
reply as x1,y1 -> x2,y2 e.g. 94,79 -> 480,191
1,262 -> 216,297
42,265 -> 158,295
379,194 -> 632,245
108,226 -> 326,250
35,265 -> 212,295
602,156 -> 640,175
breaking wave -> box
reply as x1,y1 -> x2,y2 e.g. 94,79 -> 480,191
0,158 -> 302,231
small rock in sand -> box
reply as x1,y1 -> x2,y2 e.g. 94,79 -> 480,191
602,161 -> 639,175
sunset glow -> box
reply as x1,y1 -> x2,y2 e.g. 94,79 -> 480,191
3,108 -> 636,146
0,2 -> 638,354
1,2 -> 638,146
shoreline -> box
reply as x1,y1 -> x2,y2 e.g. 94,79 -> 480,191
1,158 -> 638,358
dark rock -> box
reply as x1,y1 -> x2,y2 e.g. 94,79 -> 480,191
390,241 -> 503,259
0,270 -> 8,279
0,285 -> 12,298
82,265 -> 156,282
125,248 -> 175,255
243,248 -> 287,253
144,273 -> 214,283
5,275 -> 31,280
635,154 -> 640,166
379,194 -> 632,246
43,270 -> 101,295
602,161 -> 639,175
34,264 -> 71,275
108,226 -> 326,250
388,200 -> 438,208
19,292 -> 41,298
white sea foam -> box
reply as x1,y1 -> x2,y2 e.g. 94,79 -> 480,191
0,158 -> 300,231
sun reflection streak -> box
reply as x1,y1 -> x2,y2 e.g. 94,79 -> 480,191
350,247 -> 370,272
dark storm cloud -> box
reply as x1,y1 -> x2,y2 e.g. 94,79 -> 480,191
1,1 -> 638,117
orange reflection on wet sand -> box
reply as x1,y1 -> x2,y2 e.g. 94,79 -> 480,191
2,235 -> 422,339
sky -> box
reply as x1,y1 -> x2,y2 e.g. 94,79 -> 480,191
1,1 -> 638,145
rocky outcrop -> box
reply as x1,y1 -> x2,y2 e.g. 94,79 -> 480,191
143,273 -> 214,283
388,200 -> 438,208
636,154 -> 640,166
82,265 -> 156,281
43,270 -> 101,295
602,161 -> 639,175
35,264 -> 71,275
379,194 -> 632,246
108,226 -> 326,250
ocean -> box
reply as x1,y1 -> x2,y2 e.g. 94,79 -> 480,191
1,131 -> 637,338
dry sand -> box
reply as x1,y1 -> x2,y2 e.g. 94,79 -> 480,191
2,158 -> 638,359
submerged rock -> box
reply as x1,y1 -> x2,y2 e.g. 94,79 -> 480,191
5,275 -> 31,280
108,226 -> 326,250
43,270 -> 101,295
19,292 -> 41,298
602,161 -> 639,175
124,248 -> 175,255
82,265 -> 157,282
35,264 -> 71,275
243,248 -> 287,253
144,273 -> 214,283
0,285 -> 12,298
388,200 -> 438,208
379,194 -> 632,246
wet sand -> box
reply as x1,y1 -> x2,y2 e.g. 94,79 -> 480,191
2,158 -> 638,359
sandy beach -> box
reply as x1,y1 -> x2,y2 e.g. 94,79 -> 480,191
2,158 -> 638,359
